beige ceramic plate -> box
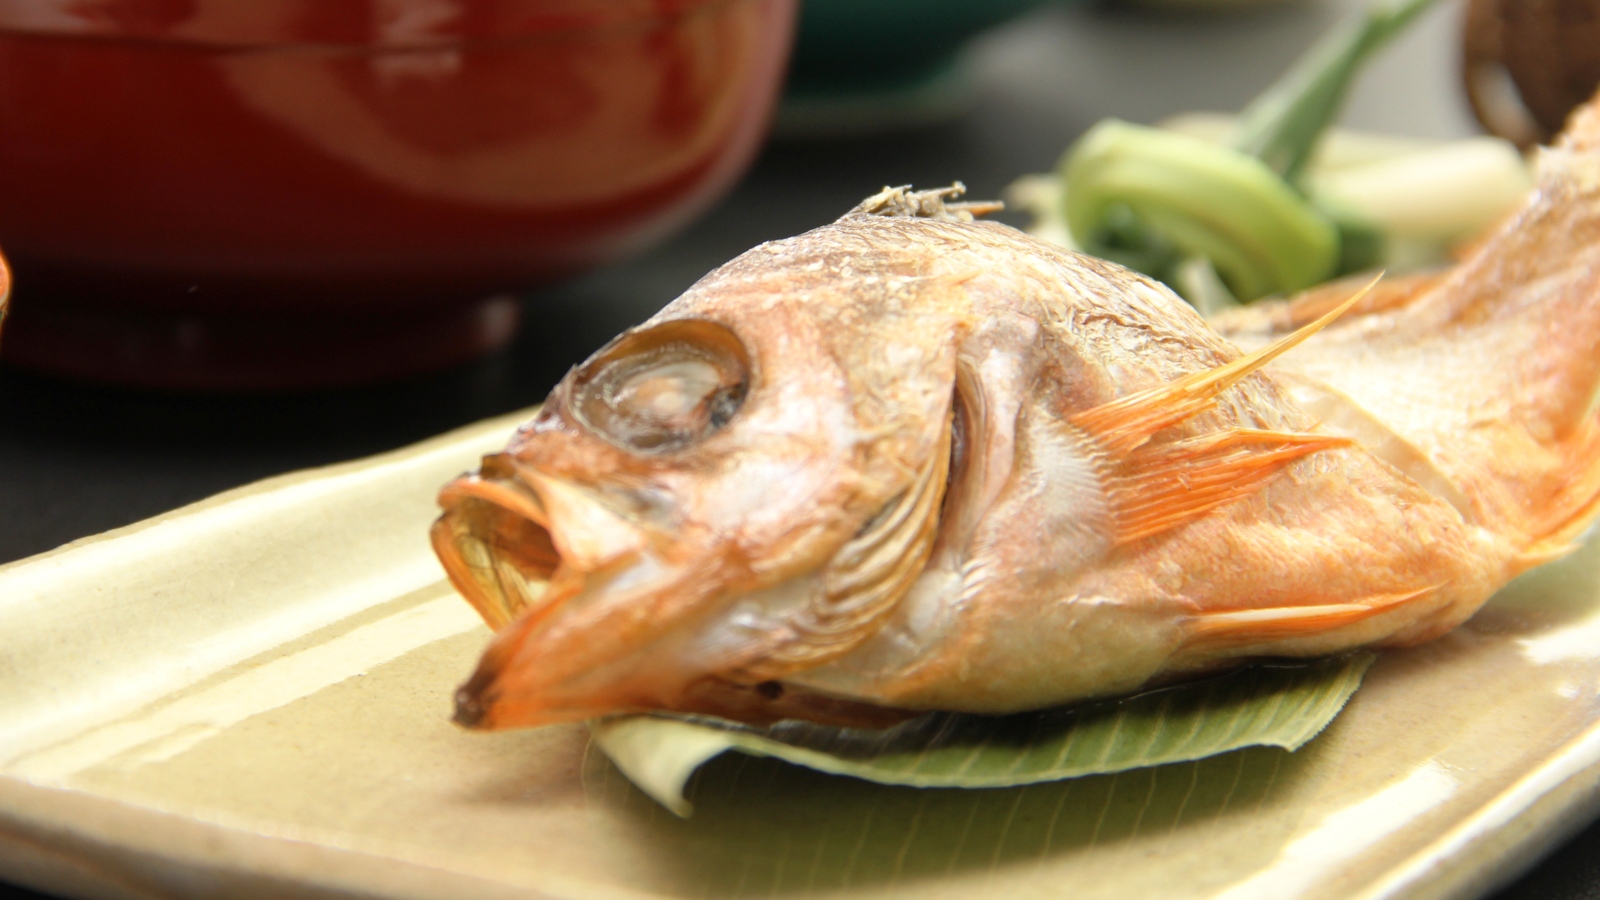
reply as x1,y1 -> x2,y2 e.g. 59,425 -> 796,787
4,411 -> 1600,900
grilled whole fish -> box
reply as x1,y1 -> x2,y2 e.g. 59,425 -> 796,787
433,101 -> 1600,731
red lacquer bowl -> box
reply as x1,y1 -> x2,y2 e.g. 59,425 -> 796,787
0,0 -> 796,389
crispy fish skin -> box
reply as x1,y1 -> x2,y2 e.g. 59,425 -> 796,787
434,101 -> 1600,730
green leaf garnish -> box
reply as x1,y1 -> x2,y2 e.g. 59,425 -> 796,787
592,653 -> 1374,816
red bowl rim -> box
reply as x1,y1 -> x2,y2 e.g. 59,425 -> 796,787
0,0 -> 756,49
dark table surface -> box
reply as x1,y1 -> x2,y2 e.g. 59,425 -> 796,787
4,1 -> 1600,897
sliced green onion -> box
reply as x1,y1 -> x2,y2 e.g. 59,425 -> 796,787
1062,121 -> 1339,301
1174,255 -> 1240,316
1230,0 -> 1445,187
1310,137 -> 1532,242
1058,0 -> 1446,304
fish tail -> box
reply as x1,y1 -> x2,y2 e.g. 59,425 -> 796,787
1464,101 -> 1600,442
1507,99 -> 1600,560
1418,90 -> 1600,557
1540,97 -> 1600,553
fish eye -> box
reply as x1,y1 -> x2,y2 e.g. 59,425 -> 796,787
571,319 -> 750,453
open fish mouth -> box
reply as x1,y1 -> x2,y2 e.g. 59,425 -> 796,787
433,455 -> 692,728
430,448 -> 950,730
432,455 -> 568,635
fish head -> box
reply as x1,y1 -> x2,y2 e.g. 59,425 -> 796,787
434,222 -> 968,729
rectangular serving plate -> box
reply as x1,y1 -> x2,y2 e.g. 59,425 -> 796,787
4,411 -> 1600,900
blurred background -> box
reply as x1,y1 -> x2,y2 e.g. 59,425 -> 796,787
0,0 -> 1593,890
0,0 -> 1481,564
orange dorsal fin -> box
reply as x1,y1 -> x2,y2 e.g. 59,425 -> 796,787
1182,586 -> 1436,649
1070,276 -> 1375,456
1068,279 -> 1374,545
1209,270 -> 1447,349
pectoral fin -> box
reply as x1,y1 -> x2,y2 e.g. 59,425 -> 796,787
1063,280 -> 1373,546
1108,429 -> 1353,545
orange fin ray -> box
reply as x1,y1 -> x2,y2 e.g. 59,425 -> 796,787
1107,429 -> 1353,545
1070,275 -> 1378,455
1183,586 -> 1437,649
1210,270 -> 1446,343
1065,277 -> 1375,546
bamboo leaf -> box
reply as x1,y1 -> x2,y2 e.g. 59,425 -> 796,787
592,654 -> 1374,816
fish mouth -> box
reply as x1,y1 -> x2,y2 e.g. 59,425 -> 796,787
431,455 -> 937,731
433,455 -> 604,730
432,457 -> 565,636
435,455 -> 684,729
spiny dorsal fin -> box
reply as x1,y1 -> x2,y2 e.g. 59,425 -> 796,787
851,183 -> 1004,222
1210,270 -> 1444,346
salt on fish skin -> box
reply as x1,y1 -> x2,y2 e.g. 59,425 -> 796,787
432,96 -> 1600,731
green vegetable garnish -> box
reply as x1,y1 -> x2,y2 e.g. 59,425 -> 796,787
1062,122 -> 1340,304
1060,0 -> 1444,303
